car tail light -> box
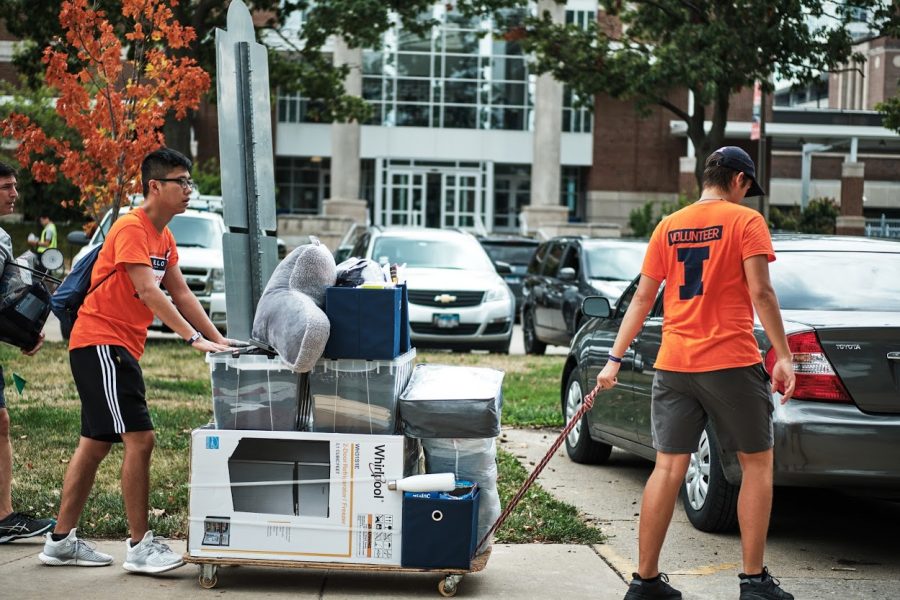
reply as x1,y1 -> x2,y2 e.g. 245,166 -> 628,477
764,331 -> 852,403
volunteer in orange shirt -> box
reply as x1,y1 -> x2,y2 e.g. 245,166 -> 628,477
597,147 -> 796,600
40,148 -> 230,574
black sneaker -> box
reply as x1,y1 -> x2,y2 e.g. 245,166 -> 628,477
0,512 -> 56,544
624,572 -> 682,600
739,567 -> 794,600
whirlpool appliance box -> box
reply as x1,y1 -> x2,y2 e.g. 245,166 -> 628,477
187,428 -> 417,565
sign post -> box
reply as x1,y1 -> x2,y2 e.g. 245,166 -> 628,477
215,0 -> 280,340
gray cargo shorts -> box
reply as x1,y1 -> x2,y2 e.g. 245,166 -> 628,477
651,364 -> 773,454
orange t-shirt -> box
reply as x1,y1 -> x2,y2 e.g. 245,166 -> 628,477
69,208 -> 179,360
641,201 -> 774,372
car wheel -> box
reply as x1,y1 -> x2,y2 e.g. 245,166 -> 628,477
681,427 -> 739,533
563,367 -> 612,464
522,309 -> 546,356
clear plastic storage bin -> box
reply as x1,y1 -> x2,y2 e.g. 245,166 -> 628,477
208,352 -> 304,431
309,348 -> 416,434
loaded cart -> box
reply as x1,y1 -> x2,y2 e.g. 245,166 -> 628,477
184,332 -> 596,596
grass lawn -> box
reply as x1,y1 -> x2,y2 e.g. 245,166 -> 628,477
1,342 -> 602,545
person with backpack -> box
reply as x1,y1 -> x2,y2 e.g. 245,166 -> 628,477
0,161 -> 57,545
39,148 -> 231,574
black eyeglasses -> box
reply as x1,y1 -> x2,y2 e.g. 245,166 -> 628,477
155,177 -> 198,192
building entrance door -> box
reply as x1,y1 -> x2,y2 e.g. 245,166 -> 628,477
384,170 -> 426,226
378,161 -> 489,230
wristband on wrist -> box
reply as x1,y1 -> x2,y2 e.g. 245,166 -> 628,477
608,354 -> 622,364
186,331 -> 203,345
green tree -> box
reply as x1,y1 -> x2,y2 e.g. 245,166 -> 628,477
0,79 -> 82,222
1,0 -> 527,154
524,1 -> 892,188
798,197 -> 839,234
627,194 -> 691,237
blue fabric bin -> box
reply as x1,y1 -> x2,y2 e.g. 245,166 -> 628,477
401,482 -> 480,569
323,285 -> 410,360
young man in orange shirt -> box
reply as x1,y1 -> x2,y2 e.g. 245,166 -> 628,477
40,148 -> 231,573
597,147 -> 796,600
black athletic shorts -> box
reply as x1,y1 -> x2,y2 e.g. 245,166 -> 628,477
70,345 -> 153,442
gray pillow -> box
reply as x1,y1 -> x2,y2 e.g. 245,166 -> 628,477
252,241 -> 337,372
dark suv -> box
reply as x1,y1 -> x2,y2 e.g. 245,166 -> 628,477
477,235 -> 539,318
521,236 -> 647,354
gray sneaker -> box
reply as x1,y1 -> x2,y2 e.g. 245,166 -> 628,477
39,528 -> 114,566
123,530 -> 184,574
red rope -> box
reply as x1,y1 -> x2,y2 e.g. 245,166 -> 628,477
474,383 -> 601,555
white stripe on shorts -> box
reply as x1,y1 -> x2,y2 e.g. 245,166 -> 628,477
96,345 -> 125,433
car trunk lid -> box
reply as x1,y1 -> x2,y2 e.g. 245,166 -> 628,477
817,326 -> 900,414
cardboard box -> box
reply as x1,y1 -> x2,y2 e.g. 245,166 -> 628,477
188,428 -> 417,565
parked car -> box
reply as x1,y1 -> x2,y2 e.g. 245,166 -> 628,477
561,235 -> 900,532
521,236 -> 647,354
348,226 -> 515,353
477,234 -> 539,319
69,203 -> 228,331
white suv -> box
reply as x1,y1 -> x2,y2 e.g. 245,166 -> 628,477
348,227 -> 515,353
70,204 -> 227,331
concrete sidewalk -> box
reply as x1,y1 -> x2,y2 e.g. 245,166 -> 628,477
0,537 -> 625,598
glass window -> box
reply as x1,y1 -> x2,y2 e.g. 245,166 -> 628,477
615,279 -> 639,317
486,82 -> 525,105
168,217 -> 221,250
443,81 -> 478,104
584,244 -> 647,281
362,52 -> 384,75
397,53 -> 432,77
443,106 -> 477,128
492,38 -> 523,56
541,242 -> 565,276
371,236 -> 495,271
528,242 -> 548,274
362,77 -> 383,101
444,55 -> 479,79
397,79 -> 431,102
396,104 -> 430,126
490,107 -> 525,130
770,251 -> 900,311
491,57 -> 526,81
442,29 -> 479,54
397,29 -> 433,52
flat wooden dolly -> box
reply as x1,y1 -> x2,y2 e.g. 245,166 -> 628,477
184,547 -> 491,597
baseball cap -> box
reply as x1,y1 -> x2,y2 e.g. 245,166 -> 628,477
707,146 -> 765,198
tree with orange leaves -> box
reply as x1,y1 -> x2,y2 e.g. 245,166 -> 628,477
1,0 -> 209,227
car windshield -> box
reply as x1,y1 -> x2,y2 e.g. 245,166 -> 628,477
373,236 -> 495,271
482,243 -> 537,265
584,244 -> 646,281
168,216 -> 222,249
771,251 -> 900,311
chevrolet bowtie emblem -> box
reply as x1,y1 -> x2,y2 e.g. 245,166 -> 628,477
435,294 -> 457,304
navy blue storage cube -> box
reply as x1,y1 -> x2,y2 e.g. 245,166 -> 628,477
401,484 -> 480,569
324,286 -> 402,360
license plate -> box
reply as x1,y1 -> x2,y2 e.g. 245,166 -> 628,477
433,314 -> 460,329
505,276 -> 521,284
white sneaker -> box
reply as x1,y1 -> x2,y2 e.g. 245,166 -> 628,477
123,530 -> 185,574
39,528 -> 114,566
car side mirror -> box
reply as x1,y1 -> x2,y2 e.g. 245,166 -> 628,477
582,296 -> 611,319
493,260 -> 512,274
558,267 -> 576,281
67,231 -> 90,247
